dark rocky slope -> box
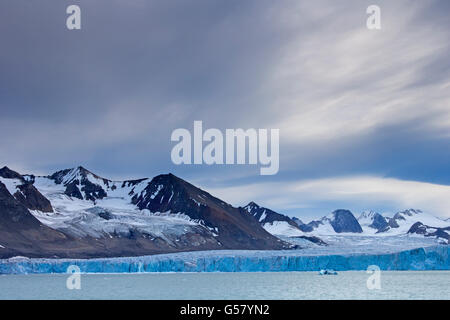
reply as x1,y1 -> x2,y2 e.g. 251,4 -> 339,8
0,166 -> 53,212
131,174 -> 289,250
243,201 -> 300,228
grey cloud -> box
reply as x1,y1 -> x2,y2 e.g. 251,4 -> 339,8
0,0 -> 449,216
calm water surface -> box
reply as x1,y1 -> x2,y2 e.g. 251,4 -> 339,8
0,271 -> 449,300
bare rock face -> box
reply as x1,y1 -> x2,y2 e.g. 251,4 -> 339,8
387,217 -> 399,228
0,166 -> 23,179
299,209 -> 363,233
0,166 -> 53,213
369,213 -> 390,233
243,201 -> 300,228
0,182 -> 40,225
358,210 -> 390,233
14,184 -> 53,213
330,210 -> 363,233
0,181 -> 69,258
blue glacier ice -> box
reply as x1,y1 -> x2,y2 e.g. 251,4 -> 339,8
0,245 -> 448,274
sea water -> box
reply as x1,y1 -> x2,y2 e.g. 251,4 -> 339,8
0,271 -> 448,300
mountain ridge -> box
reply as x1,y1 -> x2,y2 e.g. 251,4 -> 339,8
0,166 -> 290,258
242,201 -> 305,237
1,165 -> 449,259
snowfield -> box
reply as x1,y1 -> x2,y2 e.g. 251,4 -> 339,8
30,176 -> 210,242
281,234 -> 446,254
263,221 -> 305,237
0,177 -> 23,196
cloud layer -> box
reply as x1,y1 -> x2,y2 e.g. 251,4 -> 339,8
1,0 -> 449,218
205,175 -> 450,220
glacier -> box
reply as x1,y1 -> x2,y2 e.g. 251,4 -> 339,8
0,245 -> 448,274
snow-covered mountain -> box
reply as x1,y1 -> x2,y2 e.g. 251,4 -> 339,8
358,209 -> 450,237
297,207 -> 450,242
1,165 -> 448,258
357,210 -> 390,233
387,209 -> 449,233
243,202 -> 304,237
0,166 -> 53,213
298,209 -> 363,235
0,166 -> 289,258
407,222 -> 450,244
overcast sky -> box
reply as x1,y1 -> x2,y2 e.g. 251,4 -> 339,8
1,0 -> 450,220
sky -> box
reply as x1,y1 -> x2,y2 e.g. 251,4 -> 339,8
1,0 -> 450,220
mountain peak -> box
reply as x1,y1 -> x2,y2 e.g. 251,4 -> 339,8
245,201 -> 259,210
150,173 -> 193,190
393,209 -> 423,221
297,209 -> 362,234
153,172 -> 180,181
329,209 -> 363,233
244,202 -> 265,215
0,166 -> 23,180
403,208 -> 422,215
359,210 -> 378,219
76,165 -> 90,173
50,166 -> 109,184
72,166 -> 100,178
400,208 -> 422,215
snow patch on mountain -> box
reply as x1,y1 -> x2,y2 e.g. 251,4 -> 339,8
397,209 -> 448,226
30,173 -> 213,243
357,210 -> 390,234
383,209 -> 450,235
243,202 -> 305,237
263,221 -> 304,237
0,177 -> 22,196
297,208 -> 450,239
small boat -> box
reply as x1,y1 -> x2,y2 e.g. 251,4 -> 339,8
319,269 -> 338,275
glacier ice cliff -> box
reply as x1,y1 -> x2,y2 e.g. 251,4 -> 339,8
0,246 -> 448,274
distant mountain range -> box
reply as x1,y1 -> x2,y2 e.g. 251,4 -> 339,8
0,165 -> 448,259
241,196 -> 449,243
